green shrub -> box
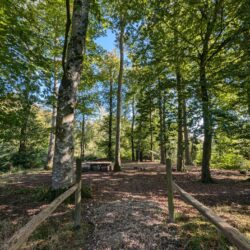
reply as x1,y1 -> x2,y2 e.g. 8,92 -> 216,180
32,184 -> 93,203
11,149 -> 47,169
0,143 -> 16,172
211,152 -> 244,170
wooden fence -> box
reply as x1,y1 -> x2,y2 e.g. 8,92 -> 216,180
4,159 -> 250,250
4,159 -> 82,250
166,159 -> 250,250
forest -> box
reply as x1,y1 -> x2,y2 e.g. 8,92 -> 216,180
0,0 -> 250,249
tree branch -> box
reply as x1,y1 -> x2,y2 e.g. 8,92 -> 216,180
207,27 -> 247,62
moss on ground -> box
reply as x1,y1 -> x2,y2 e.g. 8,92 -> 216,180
176,213 -> 233,250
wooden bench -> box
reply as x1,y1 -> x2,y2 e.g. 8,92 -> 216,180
82,161 -> 113,172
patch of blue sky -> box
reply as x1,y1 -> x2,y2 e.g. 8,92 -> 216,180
95,29 -> 116,52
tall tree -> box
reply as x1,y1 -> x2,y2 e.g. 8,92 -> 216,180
52,0 -> 90,189
46,58 -> 59,170
114,15 -> 125,171
158,81 -> 166,164
183,95 -> 193,165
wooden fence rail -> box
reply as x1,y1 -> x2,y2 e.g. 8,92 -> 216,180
172,181 -> 250,250
4,159 -> 82,250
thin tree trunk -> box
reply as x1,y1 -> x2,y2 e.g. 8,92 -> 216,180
80,114 -> 85,160
46,64 -> 58,170
19,115 -> 29,155
108,72 -> 113,160
137,119 -> 142,162
136,148 -> 139,162
200,62 -> 212,183
163,90 -> 167,161
176,68 -> 184,171
52,0 -> 90,189
131,96 -> 135,161
140,150 -> 143,162
183,97 -> 193,165
114,17 -> 124,171
19,97 -> 31,156
173,5 -> 184,172
191,135 -> 198,164
247,83 -> 250,116
158,84 -> 166,164
149,95 -> 154,161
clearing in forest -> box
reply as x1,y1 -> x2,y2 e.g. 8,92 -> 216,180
0,162 -> 249,249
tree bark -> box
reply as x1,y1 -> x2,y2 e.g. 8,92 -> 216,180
198,0 -> 221,183
137,119 -> 143,162
114,16 -> 124,171
52,0 -> 90,189
163,90 -> 167,161
19,117 -> 28,155
191,135 -> 198,163
108,72 -> 113,161
247,83 -> 250,116
183,97 -> 193,165
19,95 -> 31,157
200,62 -> 212,183
131,96 -> 135,161
149,94 -> 154,161
176,68 -> 184,171
80,114 -> 85,160
158,84 -> 166,164
46,64 -> 58,170
174,21 -> 184,171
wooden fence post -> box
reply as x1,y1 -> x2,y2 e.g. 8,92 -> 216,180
166,158 -> 174,223
173,182 -> 250,250
74,158 -> 82,229
5,184 -> 78,250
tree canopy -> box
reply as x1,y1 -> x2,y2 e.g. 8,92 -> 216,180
0,0 -> 249,185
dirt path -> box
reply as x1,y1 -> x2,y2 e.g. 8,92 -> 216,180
82,164 -> 183,250
0,162 -> 249,249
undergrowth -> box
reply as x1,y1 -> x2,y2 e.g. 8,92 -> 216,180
24,212 -> 91,250
3,183 -> 93,203
175,213 -> 234,250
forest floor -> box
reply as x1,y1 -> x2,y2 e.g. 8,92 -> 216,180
0,162 -> 249,249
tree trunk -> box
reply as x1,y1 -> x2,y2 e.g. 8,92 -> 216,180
52,0 -> 90,189
136,118 -> 143,162
191,135 -> 198,163
149,95 -> 154,161
140,150 -> 143,162
114,17 -> 124,171
45,65 -> 58,170
19,117 -> 28,155
163,90 -> 167,161
131,96 -> 135,161
173,9 -> 184,171
108,72 -> 113,160
200,63 -> 212,183
80,114 -> 85,160
198,0 -> 220,182
158,85 -> 166,164
247,83 -> 250,116
176,70 -> 184,171
183,97 -> 193,165
19,100 -> 31,156
136,149 -> 139,162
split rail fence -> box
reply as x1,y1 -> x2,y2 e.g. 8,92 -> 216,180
4,159 -> 82,250
4,159 -> 250,250
166,159 -> 250,250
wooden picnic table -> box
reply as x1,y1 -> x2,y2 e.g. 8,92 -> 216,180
82,161 -> 113,172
